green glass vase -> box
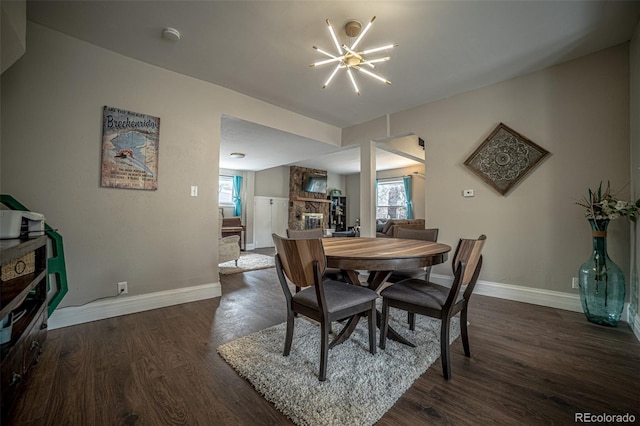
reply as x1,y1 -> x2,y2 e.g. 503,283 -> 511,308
578,219 -> 625,326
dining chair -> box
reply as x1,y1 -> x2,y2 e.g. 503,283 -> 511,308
376,227 -> 439,330
380,234 -> 486,380
273,233 -> 378,381
390,227 -> 439,282
286,228 -> 344,282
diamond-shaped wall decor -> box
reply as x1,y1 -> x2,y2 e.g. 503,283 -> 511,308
464,123 -> 550,196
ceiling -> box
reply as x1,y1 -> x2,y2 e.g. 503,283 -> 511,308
27,1 -> 640,174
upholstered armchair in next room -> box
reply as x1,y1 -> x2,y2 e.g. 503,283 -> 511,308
219,215 -> 240,265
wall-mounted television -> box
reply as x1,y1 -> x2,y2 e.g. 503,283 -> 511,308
303,172 -> 327,194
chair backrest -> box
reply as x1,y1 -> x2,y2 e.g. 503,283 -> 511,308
394,227 -> 439,242
286,228 -> 323,239
273,233 -> 326,287
452,235 -> 486,287
442,234 -> 486,308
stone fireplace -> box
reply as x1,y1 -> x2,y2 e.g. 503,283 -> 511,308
288,166 -> 331,231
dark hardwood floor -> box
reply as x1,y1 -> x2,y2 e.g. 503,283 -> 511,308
7,263 -> 640,425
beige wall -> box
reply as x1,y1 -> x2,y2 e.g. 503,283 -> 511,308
1,0 -> 26,74
255,166 -> 289,198
1,23 -> 340,306
347,44 -> 631,294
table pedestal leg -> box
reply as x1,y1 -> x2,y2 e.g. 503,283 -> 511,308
329,270 -> 417,348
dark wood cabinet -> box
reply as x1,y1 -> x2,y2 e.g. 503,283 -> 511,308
328,196 -> 347,232
0,236 -> 48,421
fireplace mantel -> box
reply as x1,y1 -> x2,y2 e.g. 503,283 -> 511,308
292,196 -> 332,203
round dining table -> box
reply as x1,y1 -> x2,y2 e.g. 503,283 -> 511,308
322,237 -> 452,347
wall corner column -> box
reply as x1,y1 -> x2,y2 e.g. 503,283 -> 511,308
359,140 -> 376,237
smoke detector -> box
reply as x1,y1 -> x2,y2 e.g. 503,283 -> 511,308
162,27 -> 181,41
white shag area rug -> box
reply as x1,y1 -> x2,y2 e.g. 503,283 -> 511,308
219,252 -> 275,275
218,308 -> 460,426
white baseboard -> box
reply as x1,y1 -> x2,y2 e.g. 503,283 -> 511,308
245,243 -> 256,251
430,273 -> 630,324
631,310 -> 640,341
48,282 -> 221,330
49,274 -> 639,342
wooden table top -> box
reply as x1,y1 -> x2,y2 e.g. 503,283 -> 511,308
322,237 -> 451,271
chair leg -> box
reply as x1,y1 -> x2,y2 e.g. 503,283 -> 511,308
461,308 -> 471,357
368,303 -> 376,355
380,299 -> 389,349
283,311 -> 294,356
440,318 -> 451,380
408,312 -> 416,331
319,320 -> 329,381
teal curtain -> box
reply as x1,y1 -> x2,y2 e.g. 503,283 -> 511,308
403,176 -> 413,219
232,175 -> 242,217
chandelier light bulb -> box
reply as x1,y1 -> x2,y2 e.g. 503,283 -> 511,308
346,67 -> 360,95
356,67 -> 391,85
323,64 -> 341,88
326,19 -> 343,54
361,44 -> 398,55
350,16 -> 376,50
364,57 -> 390,65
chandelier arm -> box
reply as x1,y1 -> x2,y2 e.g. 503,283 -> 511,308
341,45 -> 364,61
323,64 -> 342,89
362,57 -> 390,65
311,46 -> 345,67
346,67 -> 360,95
350,16 -> 376,51
326,19 -> 344,56
311,56 -> 345,67
313,46 -> 340,59
354,66 -> 391,85
361,44 -> 398,55
341,45 -> 376,69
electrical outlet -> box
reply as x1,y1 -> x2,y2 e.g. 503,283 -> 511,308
118,281 -> 128,295
572,277 -> 579,289
463,189 -> 474,197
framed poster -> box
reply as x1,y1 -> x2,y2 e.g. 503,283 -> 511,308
101,106 -> 159,190
463,123 -> 550,196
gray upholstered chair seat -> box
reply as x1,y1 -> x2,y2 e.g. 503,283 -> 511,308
293,280 -> 378,314
381,280 -> 463,310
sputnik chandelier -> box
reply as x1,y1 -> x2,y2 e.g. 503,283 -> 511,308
310,16 -> 397,95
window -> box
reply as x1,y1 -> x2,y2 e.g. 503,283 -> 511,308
376,179 -> 407,220
219,175 -> 235,205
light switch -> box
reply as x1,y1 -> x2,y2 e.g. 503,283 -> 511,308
463,189 -> 474,197
190,185 -> 198,197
